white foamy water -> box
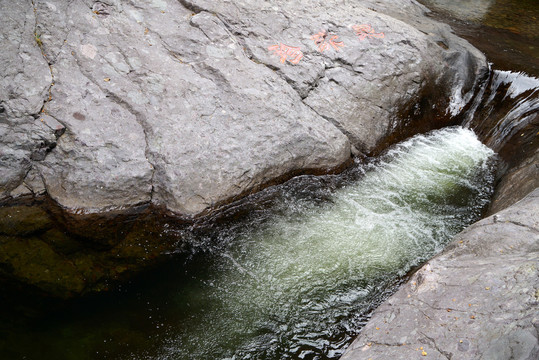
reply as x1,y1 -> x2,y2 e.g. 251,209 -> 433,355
143,126 -> 495,360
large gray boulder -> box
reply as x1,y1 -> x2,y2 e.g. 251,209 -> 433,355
341,188 -> 539,360
1,0 -> 487,216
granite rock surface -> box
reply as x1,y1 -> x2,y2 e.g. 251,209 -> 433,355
1,0 -> 487,216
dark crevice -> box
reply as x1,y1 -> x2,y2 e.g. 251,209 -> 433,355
506,220 -> 539,234
31,0 -> 55,117
30,0 -> 65,171
420,331 -> 453,360
177,0 -> 204,14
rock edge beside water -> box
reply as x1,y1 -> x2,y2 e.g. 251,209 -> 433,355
341,187 -> 539,360
1,0 -> 486,217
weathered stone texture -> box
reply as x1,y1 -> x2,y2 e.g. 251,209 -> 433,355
0,1 -> 56,198
1,0 -> 487,216
341,188 -> 539,360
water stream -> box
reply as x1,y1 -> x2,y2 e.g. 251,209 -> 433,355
152,127 -> 495,360
148,127 -> 495,360
2,2 -> 537,359
0,127 -> 495,360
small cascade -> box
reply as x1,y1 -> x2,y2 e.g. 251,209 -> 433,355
140,127 -> 496,360
464,69 -> 539,169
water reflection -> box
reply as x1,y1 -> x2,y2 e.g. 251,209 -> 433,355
421,0 -> 494,21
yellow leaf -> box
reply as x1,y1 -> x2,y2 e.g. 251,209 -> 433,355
104,78 -> 110,82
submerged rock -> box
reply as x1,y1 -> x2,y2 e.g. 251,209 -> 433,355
341,188 -> 539,360
0,0 -> 486,217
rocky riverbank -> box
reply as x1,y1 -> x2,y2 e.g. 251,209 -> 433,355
341,1 -> 539,358
341,188 -> 539,360
1,0 -> 486,216
0,0 -> 490,297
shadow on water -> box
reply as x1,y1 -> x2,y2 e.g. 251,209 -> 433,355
0,127 -> 497,360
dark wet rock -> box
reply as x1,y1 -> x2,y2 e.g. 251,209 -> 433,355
341,188 -> 539,360
0,205 -> 52,236
461,69 -> 539,215
1,0 -> 487,217
490,148 -> 539,214
0,236 -> 86,297
464,70 -> 539,169
40,228 -> 85,255
0,201 -> 186,298
419,0 -> 539,77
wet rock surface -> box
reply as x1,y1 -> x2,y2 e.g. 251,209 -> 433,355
1,0 -> 486,216
0,201 -> 184,298
341,188 -> 539,360
489,148 -> 539,214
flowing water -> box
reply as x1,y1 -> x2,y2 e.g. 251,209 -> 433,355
0,127 -> 496,360
154,127 -> 495,360
2,2 -> 536,359
464,69 -> 539,168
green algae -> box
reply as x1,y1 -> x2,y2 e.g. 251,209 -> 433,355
0,205 -> 52,236
0,236 -> 86,297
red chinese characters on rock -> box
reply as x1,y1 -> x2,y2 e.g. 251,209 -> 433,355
311,31 -> 344,52
352,24 -> 385,40
267,43 -> 304,64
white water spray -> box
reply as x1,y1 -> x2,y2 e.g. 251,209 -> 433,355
145,126 -> 496,360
